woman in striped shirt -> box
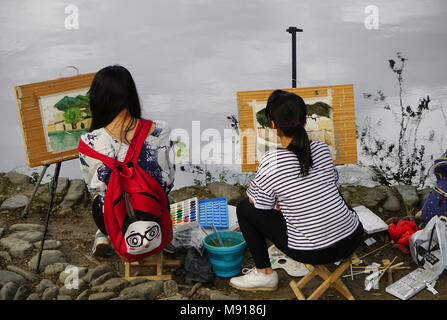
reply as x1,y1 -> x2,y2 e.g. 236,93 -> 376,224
230,90 -> 363,291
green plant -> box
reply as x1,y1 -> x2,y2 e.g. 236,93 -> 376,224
360,52 -> 439,188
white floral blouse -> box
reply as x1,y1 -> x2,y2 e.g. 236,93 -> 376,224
78,119 -> 175,204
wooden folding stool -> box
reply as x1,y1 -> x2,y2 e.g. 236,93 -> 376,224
124,251 -> 181,281
289,254 -> 360,300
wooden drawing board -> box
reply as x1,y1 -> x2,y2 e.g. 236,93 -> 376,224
237,84 -> 357,172
14,72 -> 96,168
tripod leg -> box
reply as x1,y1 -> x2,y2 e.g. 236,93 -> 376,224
21,165 -> 49,219
35,162 -> 61,274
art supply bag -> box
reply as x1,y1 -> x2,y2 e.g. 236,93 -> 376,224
409,215 -> 447,275
78,119 -> 172,261
421,158 -> 447,222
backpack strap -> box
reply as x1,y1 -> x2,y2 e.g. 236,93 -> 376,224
124,119 -> 153,164
78,139 -> 117,169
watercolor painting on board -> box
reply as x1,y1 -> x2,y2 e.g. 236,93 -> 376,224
39,88 -> 91,153
250,89 -> 336,162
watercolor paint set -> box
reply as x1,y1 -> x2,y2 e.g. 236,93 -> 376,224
170,197 -> 199,232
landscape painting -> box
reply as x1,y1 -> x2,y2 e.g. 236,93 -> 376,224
39,88 -> 92,153
250,90 -> 336,162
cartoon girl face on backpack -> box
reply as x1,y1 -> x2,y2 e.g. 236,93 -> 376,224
121,210 -> 162,255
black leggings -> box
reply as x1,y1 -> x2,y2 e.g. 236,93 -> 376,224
92,195 -> 107,235
236,197 -> 364,268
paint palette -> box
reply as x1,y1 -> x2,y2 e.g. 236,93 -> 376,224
170,197 -> 199,232
198,198 -> 229,229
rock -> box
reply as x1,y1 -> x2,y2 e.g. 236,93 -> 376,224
4,171 -> 31,184
395,185 -> 419,207
128,278 -> 149,286
0,282 -> 18,300
9,231 -> 44,242
59,279 -> 88,296
88,292 -> 117,300
206,182 -> 243,205
168,186 -> 214,203
0,228 -> 5,238
60,179 -> 86,208
36,279 -> 57,293
6,265 -> 39,282
163,280 -> 178,297
14,284 -> 31,300
83,264 -> 114,283
380,187 -> 401,212
90,271 -> 116,286
119,280 -> 163,300
76,289 -> 90,300
0,251 -> 12,264
362,187 -> 388,208
59,265 -> 88,284
210,292 -> 240,300
160,295 -> 189,300
0,237 -> 34,258
42,286 -> 59,300
26,293 -> 40,300
28,250 -> 66,272
92,278 -> 128,293
56,178 -> 70,194
44,262 -> 68,275
0,270 -> 26,286
35,240 -> 62,250
0,195 -> 29,210
57,295 -> 72,300
9,223 -> 45,232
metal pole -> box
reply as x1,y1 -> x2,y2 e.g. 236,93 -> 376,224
286,26 -> 303,88
35,162 -> 61,273
21,164 -> 49,219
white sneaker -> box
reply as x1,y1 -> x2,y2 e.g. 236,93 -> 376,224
92,230 -> 112,257
230,268 -> 278,291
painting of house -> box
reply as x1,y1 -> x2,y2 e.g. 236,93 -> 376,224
39,88 -> 91,153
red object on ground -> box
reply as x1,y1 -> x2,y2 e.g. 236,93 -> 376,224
388,220 -> 419,254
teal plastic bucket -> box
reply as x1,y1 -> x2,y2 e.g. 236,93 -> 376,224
203,230 -> 246,278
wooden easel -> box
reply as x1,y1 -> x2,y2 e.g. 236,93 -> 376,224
124,251 -> 181,281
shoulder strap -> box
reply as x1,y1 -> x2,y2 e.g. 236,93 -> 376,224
124,119 -> 153,164
78,139 -> 117,169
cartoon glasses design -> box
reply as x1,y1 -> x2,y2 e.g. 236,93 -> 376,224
125,225 -> 160,247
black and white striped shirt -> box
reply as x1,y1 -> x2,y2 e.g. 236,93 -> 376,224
246,140 -> 360,251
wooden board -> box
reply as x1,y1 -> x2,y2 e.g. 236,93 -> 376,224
14,72 -> 96,168
237,84 -> 357,172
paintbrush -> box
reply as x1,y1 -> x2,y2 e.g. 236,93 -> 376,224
200,226 -> 219,246
210,224 -> 224,246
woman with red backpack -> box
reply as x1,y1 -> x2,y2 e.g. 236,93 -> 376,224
78,65 -> 175,258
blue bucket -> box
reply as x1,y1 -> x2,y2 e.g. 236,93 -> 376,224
203,230 -> 246,278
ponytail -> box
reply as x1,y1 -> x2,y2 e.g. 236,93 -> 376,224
287,124 -> 313,177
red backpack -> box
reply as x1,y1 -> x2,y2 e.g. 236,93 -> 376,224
78,119 -> 172,261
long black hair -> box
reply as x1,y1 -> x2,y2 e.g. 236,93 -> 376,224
88,65 -> 141,145
265,90 -> 313,176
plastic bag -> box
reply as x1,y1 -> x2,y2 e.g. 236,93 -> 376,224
409,216 -> 447,276
171,225 -> 205,255
184,248 -> 215,285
